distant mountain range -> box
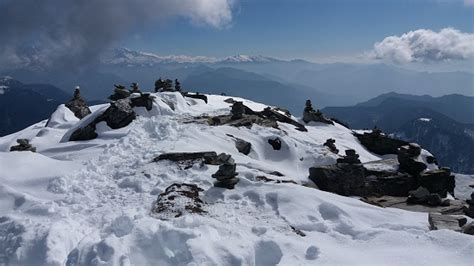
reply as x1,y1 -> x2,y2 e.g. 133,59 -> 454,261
2,47 -> 471,109
323,93 -> 474,173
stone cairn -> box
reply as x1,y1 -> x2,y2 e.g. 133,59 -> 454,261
65,87 -> 91,119
397,143 -> 427,176
109,84 -> 131,101
336,149 -> 361,164
302,100 -> 333,124
10,139 -> 36,152
231,101 -> 245,120
324,138 -> 339,154
212,153 -> 239,189
130,82 -> 141,93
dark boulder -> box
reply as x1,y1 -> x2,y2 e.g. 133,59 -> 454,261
65,87 -> 91,119
417,168 -> 455,198
407,186 -> 445,206
235,139 -> 251,155
268,138 -> 282,150
465,193 -> 474,218
231,101 -> 245,120
10,139 -> 36,152
69,125 -> 98,141
260,107 -> 307,132
100,99 -> 136,129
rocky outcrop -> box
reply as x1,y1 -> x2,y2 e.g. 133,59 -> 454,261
10,139 -> 36,152
302,100 -> 333,125
207,102 -> 306,131
355,129 -> 408,155
407,186 -> 446,206
151,183 -> 206,219
212,153 -> 239,189
65,87 -> 91,119
153,151 -> 219,165
69,99 -> 136,141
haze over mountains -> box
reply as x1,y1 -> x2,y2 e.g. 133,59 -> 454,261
1,47 -> 473,111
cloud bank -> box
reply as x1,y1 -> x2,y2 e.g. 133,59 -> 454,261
373,28 -> 474,63
0,0 -> 235,69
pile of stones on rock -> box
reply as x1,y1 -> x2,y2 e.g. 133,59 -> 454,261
10,139 -> 36,152
336,149 -> 361,164
212,153 -> 240,189
302,99 -> 333,125
323,138 -> 339,154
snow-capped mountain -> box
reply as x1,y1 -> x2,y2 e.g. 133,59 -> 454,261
101,47 -> 282,66
0,90 -> 473,265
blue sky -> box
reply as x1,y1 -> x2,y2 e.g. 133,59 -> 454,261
124,0 -> 474,61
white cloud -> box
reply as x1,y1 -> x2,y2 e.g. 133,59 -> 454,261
464,0 -> 474,6
372,28 -> 474,63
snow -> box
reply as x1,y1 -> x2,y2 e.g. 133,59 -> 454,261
0,85 -> 7,94
0,92 -> 473,265
419,118 -> 432,122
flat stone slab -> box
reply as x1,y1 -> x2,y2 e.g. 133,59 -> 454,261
362,196 -> 467,215
428,212 -> 466,232
153,151 -> 219,165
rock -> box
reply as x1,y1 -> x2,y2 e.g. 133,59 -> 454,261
69,124 -> 98,141
309,164 -> 367,196
336,149 -> 361,164
464,193 -> 474,218
426,156 -> 438,165
463,222 -> 474,235
65,87 -> 91,119
183,92 -> 208,103
212,153 -> 239,189
407,186 -> 443,206
153,151 -> 219,165
417,168 -> 455,198
100,99 -> 136,129
231,101 -> 245,120
260,107 -> 307,132
428,212 -> 466,232
323,138 -> 339,154
363,196 -> 466,215
355,130 -> 407,155
10,139 -> 36,152
310,163 -> 417,197
268,138 -> 282,150
397,144 -> 427,176
151,183 -> 206,219
109,84 -> 131,101
224,98 -> 235,104
69,99 -> 137,141
235,139 -> 251,155
130,93 -> 154,111
302,99 -> 334,125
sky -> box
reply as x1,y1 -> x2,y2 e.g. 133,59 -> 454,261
0,0 -> 472,70
124,0 -> 474,63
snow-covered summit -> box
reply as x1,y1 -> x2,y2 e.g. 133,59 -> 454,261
0,92 -> 473,265
101,47 -> 283,66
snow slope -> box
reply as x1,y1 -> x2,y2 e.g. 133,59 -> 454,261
0,92 -> 472,265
